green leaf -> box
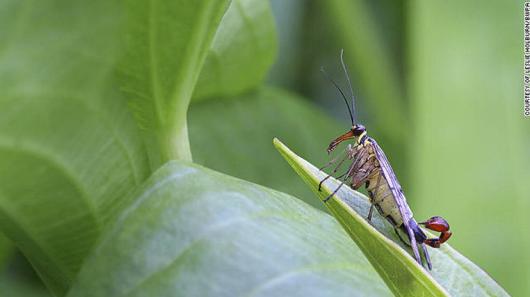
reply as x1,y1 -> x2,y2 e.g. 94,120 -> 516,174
0,1 -> 150,294
189,87 -> 343,211
67,161 -> 392,297
121,0 -> 230,164
274,138 -> 509,297
193,0 -> 277,101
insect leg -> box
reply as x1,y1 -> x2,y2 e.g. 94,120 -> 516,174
365,171 -> 382,222
396,225 -> 431,269
320,170 -> 350,193
367,205 -> 374,221
323,146 -> 368,202
334,171 -> 349,180
421,243 -> 432,270
322,173 -> 350,202
318,153 -> 343,173
318,176 -> 332,192
319,144 -> 354,172
318,146 -> 355,191
322,182 -> 345,202
323,159 -> 359,202
394,227 -> 411,247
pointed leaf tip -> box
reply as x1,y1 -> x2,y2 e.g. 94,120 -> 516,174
274,139 -> 509,297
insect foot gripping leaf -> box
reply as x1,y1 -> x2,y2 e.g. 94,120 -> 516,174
273,138 -> 509,297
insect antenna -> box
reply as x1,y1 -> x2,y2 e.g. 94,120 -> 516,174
339,49 -> 357,124
320,66 -> 355,126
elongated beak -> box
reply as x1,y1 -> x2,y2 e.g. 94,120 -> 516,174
327,130 -> 355,153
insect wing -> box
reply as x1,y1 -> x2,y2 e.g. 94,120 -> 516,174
369,139 -> 413,221
369,138 -> 423,265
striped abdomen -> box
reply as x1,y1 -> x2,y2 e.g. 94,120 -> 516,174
359,143 -> 413,228
366,173 -> 407,227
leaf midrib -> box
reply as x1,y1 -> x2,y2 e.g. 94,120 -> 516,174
147,0 -> 222,129
148,0 -> 163,125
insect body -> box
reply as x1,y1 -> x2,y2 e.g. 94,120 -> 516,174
319,51 -> 452,270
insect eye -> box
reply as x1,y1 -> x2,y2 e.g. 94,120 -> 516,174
352,124 -> 366,136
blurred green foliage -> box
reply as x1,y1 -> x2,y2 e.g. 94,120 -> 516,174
409,1 -> 529,295
0,0 -> 525,296
190,87 -> 341,211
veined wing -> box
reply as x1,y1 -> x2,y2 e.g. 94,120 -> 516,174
368,137 -> 413,222
368,137 -> 422,264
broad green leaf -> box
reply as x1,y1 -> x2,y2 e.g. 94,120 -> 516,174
0,95 -> 147,288
189,87 -> 343,211
122,0 -> 230,164
193,0 -> 277,101
0,0 -> 150,294
274,139 -> 509,297
409,1 -> 530,295
67,161 -> 392,297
